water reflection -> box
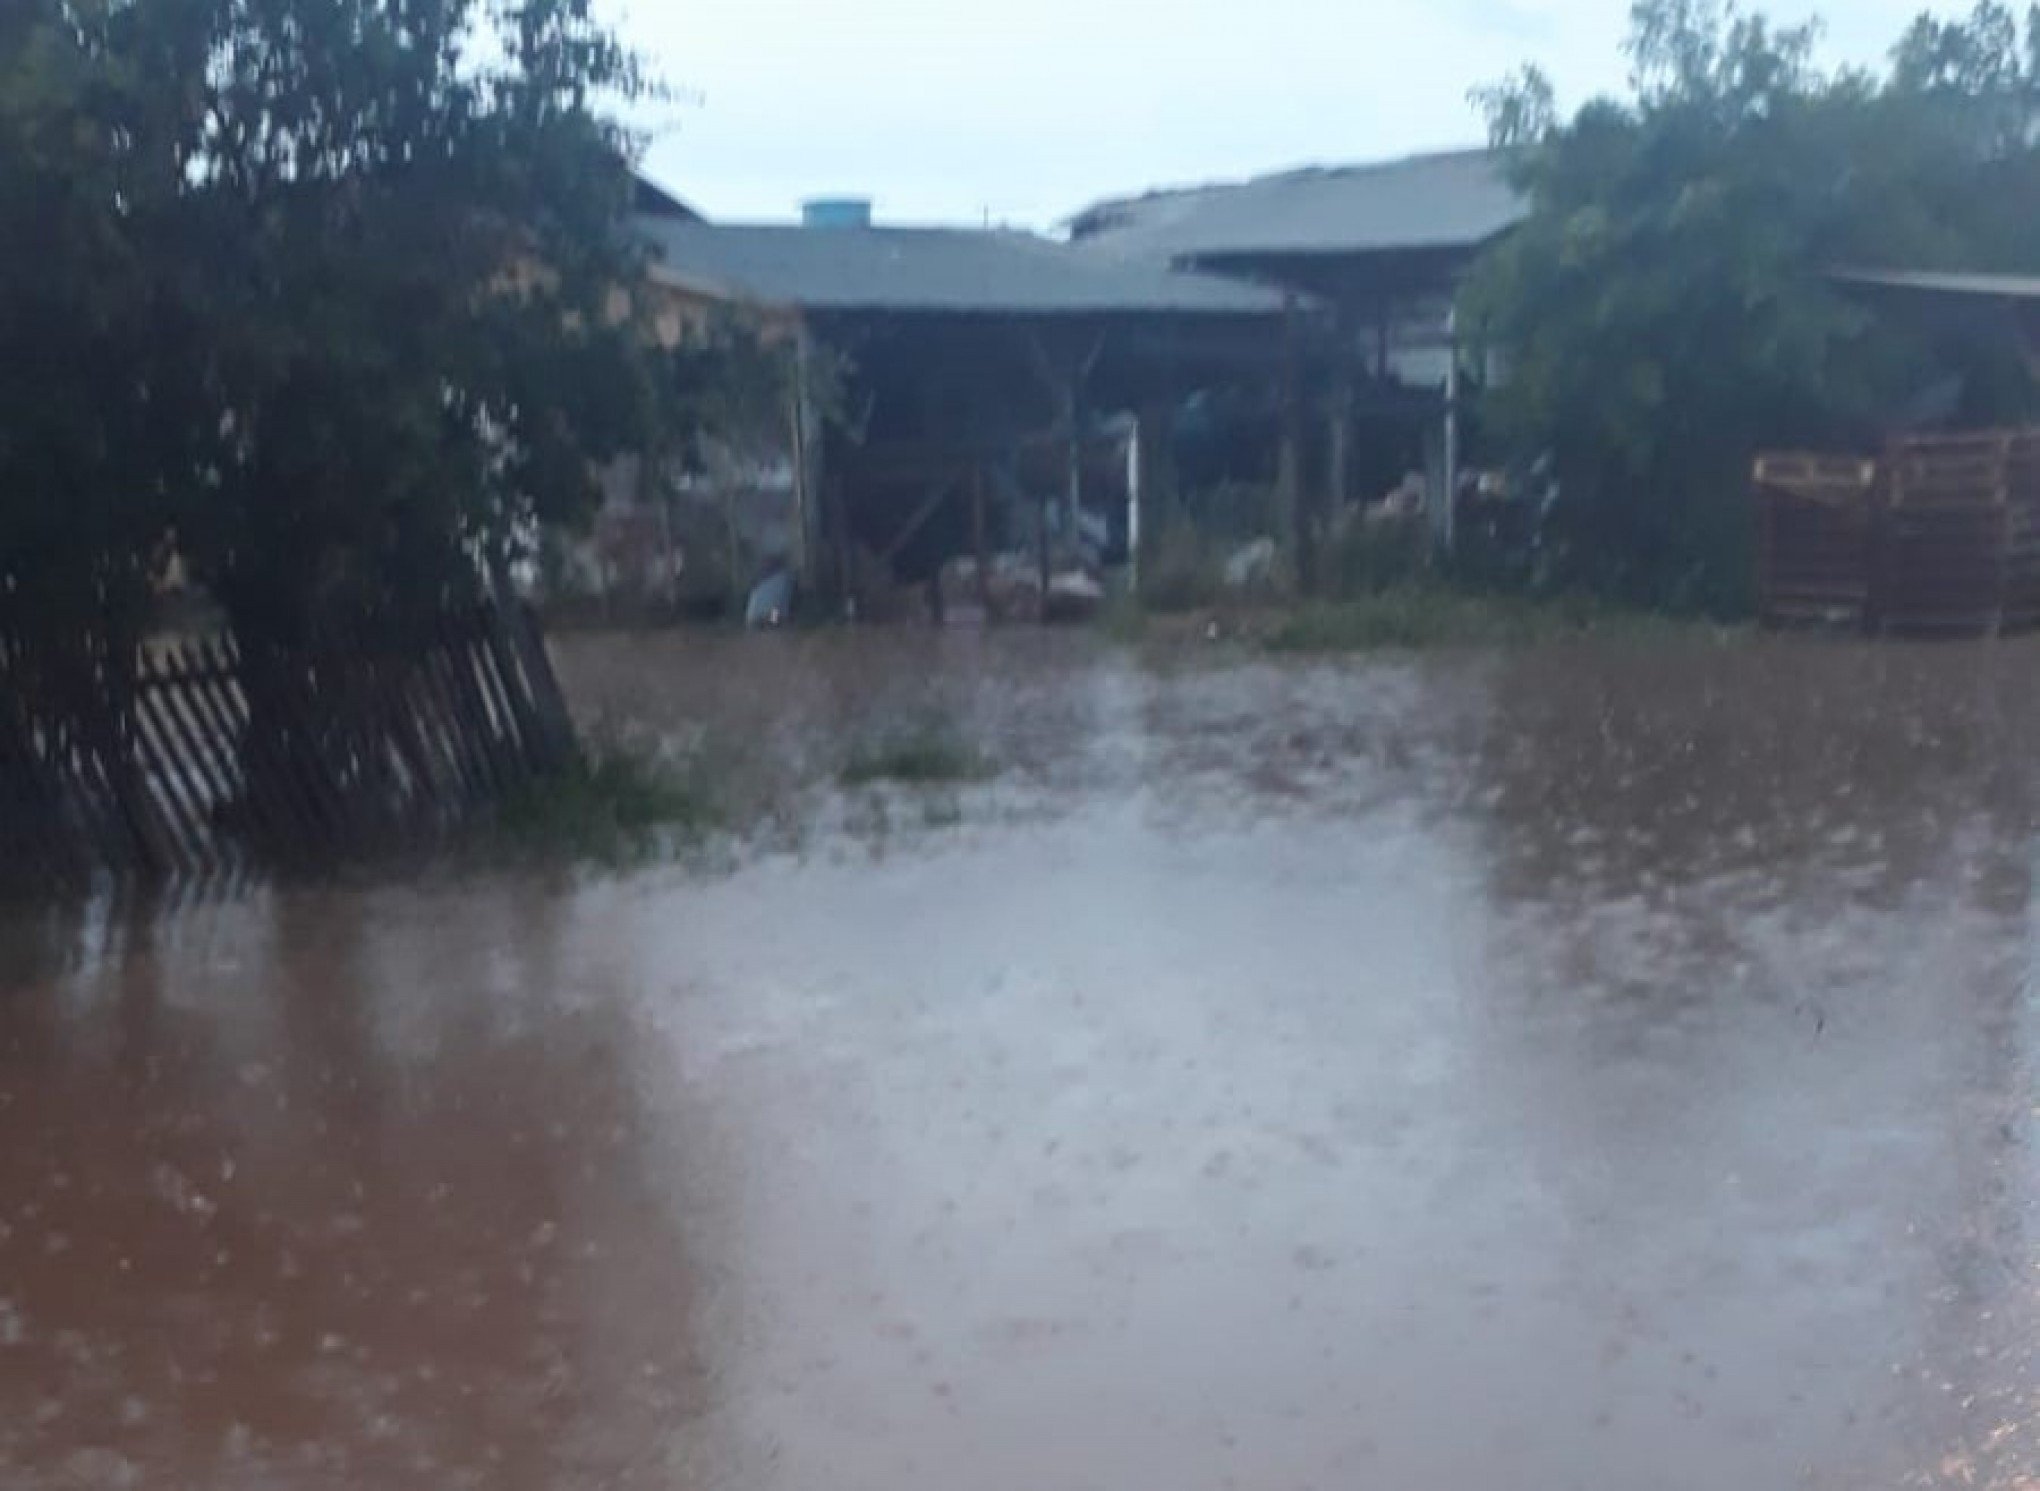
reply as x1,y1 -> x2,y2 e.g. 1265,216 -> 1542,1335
1471,638 -> 2040,1490
2,631 -> 2036,1488
0,883 -> 703,1490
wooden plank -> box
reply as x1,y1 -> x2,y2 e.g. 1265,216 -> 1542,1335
87,701 -> 183,885
218,639 -> 348,858
350,648 -> 430,844
506,602 -> 577,772
130,658 -> 221,874
157,638 -> 301,865
411,641 -> 490,816
195,638 -> 307,860
463,618 -> 534,792
440,625 -> 519,803
184,638 -> 319,864
476,603 -> 545,770
434,622 -> 512,804
146,644 -> 245,841
132,650 -> 237,872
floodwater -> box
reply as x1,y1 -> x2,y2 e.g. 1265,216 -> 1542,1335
4,629 -> 2039,1490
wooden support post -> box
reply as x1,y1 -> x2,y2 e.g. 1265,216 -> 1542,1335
1442,306 -> 1461,557
1017,325 -> 1106,618
1279,293 -> 1312,593
831,476 -> 854,619
1126,416 -> 1143,600
1037,490 -> 1051,608
1135,399 -> 1177,575
1329,370 -> 1353,519
972,464 -> 990,610
1064,379 -> 1083,562
790,323 -> 826,594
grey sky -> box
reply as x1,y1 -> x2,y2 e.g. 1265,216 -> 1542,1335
625,0 -> 1969,229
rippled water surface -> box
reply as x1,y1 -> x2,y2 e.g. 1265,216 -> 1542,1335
3,629 -> 2037,1489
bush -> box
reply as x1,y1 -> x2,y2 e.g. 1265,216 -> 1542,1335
1323,513 -> 1429,598
1264,584 -> 1706,652
499,742 -> 719,863
841,718 -> 994,787
1138,522 -> 1229,614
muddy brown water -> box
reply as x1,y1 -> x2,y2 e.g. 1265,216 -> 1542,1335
3,629 -> 2038,1489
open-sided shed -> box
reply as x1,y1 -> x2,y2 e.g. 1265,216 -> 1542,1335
636,216 -> 1296,605
1071,150 -> 1529,560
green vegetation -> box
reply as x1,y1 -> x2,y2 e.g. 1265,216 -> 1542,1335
1097,588 -> 1152,643
1138,524 -> 1233,614
499,744 -> 720,864
1463,0 -> 2040,615
1323,517 -> 1430,597
841,719 -> 995,788
0,0 -> 662,654
1263,586 -> 1722,653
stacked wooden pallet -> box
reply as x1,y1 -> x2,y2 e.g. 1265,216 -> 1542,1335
1753,453 -> 1878,628
2008,431 -> 2040,632
1879,430 -> 2040,635
1754,428 -> 2040,636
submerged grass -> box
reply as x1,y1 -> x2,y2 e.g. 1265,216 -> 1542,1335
1262,585 -> 1727,653
498,740 -> 720,864
840,717 -> 995,788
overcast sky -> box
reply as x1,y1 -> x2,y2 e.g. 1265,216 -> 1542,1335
624,0 -> 1971,229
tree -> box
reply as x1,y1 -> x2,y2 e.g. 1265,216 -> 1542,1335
0,0 -> 666,651
1463,0 -> 2040,613
0,1 -> 219,649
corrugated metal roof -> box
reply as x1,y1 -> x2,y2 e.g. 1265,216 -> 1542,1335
637,218 -> 1293,317
1069,148 -> 1528,263
1832,268 -> 2040,300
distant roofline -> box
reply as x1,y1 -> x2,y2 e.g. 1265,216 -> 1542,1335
632,172 -> 705,223
634,217 -> 1300,319
1067,146 -> 1503,236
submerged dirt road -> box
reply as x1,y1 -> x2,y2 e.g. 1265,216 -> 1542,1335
3,631 -> 2038,1489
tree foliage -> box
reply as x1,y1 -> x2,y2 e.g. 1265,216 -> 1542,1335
0,0 -> 663,649
1464,0 -> 2040,613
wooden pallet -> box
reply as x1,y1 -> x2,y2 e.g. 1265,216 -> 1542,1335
1756,430 -> 2040,636
1754,453 -> 1877,627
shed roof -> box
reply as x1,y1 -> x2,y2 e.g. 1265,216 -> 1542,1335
1069,148 -> 1528,264
631,172 -> 705,223
637,218 -> 1294,318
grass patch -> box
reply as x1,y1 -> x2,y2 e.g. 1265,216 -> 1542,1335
841,718 -> 994,788
499,742 -> 719,863
1263,585 -> 1717,653
1097,588 -> 1150,644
